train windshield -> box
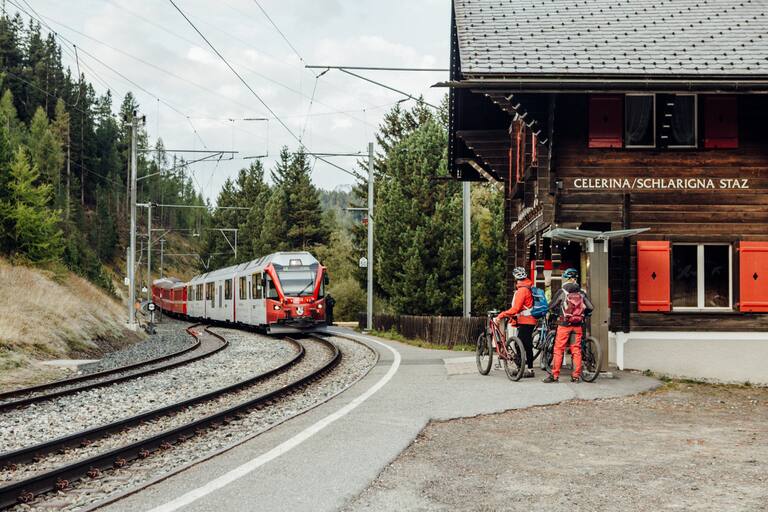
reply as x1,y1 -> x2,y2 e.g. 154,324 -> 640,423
276,269 -> 316,297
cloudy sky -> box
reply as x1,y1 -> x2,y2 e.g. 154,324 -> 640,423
14,0 -> 450,202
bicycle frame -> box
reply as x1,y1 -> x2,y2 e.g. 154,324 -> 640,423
487,315 -> 513,361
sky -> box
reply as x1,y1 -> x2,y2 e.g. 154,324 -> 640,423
8,0 -> 450,204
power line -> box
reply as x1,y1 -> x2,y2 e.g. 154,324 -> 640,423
166,0 -> 360,181
251,0 -> 305,64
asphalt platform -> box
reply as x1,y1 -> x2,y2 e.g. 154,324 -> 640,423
97,327 -> 659,512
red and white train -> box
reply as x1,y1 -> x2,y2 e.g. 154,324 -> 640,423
152,252 -> 328,333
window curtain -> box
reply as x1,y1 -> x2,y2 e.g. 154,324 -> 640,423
672,96 -> 695,146
626,96 -> 653,145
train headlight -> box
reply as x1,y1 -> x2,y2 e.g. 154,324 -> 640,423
318,304 -> 323,309
273,305 -> 281,310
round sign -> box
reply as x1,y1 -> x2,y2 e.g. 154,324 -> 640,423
359,257 -> 368,268
148,302 -> 156,312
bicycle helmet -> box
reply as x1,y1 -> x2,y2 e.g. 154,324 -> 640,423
512,266 -> 528,280
562,268 -> 579,279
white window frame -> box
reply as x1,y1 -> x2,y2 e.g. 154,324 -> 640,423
672,243 -> 732,312
625,93 -> 656,149
667,93 -> 698,149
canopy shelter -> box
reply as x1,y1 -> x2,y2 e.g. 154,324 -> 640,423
543,227 -> 650,370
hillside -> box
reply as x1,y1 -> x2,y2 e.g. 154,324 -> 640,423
0,259 -> 141,390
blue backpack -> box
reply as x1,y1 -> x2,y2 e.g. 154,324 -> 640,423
527,286 -> 549,319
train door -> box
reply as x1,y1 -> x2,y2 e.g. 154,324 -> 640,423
236,274 -> 246,325
251,272 -> 267,326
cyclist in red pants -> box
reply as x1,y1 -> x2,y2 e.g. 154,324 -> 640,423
543,268 -> 593,383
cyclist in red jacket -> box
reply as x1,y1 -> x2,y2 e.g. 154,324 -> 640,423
544,268 -> 594,383
495,266 -> 537,378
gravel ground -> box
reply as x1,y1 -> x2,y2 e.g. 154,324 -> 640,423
11,335 -> 377,511
0,328 -> 295,453
77,320 -> 194,375
345,381 -> 768,511
0,321 -> 197,407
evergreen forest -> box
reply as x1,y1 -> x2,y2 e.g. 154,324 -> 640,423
0,13 -> 507,320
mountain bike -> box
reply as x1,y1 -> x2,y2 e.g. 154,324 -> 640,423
476,310 -> 526,381
539,318 -> 602,382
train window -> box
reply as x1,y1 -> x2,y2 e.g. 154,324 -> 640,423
208,282 -> 215,308
252,273 -> 264,299
219,285 -> 223,307
197,284 -> 204,302
239,276 -> 247,300
224,280 -> 232,300
266,276 -> 279,300
188,286 -> 193,301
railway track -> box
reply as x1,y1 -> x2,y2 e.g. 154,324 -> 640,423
0,330 -> 341,509
0,324 -> 225,412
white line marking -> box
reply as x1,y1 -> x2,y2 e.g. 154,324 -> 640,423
147,332 -> 401,512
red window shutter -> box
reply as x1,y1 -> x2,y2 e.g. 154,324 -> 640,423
637,241 -> 671,312
588,95 -> 623,148
739,242 -> 768,312
704,95 -> 738,149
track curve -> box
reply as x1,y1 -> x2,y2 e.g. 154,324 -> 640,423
0,331 -> 340,509
0,324 -> 224,412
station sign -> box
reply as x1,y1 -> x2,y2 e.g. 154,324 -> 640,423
568,177 -> 751,190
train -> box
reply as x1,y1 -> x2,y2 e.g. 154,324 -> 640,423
151,251 -> 329,333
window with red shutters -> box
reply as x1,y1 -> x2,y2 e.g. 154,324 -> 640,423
637,241 -> 671,312
588,95 -> 623,148
739,242 -> 768,312
704,95 -> 738,149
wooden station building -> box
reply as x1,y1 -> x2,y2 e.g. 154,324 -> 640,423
446,0 -> 768,383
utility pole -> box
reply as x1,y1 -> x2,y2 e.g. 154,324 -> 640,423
160,239 -> 165,278
311,146 -> 375,330
127,111 -> 145,329
367,142 -> 374,331
137,202 -> 153,300
66,135 -> 70,221
463,181 -> 471,317
147,202 -> 151,300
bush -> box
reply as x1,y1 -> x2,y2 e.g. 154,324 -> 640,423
329,276 -> 366,322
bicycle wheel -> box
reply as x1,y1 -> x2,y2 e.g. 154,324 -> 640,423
476,330 -> 492,375
503,335 -> 526,381
542,331 -> 556,373
581,336 -> 602,382
531,330 -> 542,362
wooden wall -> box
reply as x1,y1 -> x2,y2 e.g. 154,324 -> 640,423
552,94 -> 768,332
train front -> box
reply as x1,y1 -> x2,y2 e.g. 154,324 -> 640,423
266,255 -> 328,332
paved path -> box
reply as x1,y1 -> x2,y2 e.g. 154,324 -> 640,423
99,328 -> 659,512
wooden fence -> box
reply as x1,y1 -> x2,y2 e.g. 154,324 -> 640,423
359,314 -> 486,348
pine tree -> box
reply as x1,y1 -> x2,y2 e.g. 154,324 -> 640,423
284,149 -> 329,249
6,147 -> 63,262
28,107 -> 64,190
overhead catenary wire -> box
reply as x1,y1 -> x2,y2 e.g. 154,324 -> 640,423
166,0 -> 362,181
251,0 -> 305,64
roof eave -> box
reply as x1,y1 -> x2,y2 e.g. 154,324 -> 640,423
435,75 -> 768,93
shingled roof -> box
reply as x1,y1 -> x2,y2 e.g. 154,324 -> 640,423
453,0 -> 768,77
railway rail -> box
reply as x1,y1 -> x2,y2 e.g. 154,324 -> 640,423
0,324 -> 224,412
0,329 -> 341,509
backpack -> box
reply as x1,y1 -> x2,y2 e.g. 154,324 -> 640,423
562,291 -> 586,325
527,286 -> 549,319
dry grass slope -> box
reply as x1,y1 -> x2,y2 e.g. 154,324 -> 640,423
0,259 -> 138,388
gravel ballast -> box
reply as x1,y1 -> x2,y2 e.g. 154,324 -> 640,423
0,328 -> 296,453
0,321 -> 198,408
77,319 -> 195,375
9,334 -> 376,511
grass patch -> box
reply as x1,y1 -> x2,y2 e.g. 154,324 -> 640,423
366,328 -> 475,352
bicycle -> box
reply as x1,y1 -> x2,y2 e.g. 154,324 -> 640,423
539,316 -> 602,382
476,310 -> 527,381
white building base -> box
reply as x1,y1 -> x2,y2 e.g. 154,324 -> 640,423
612,331 -> 768,385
